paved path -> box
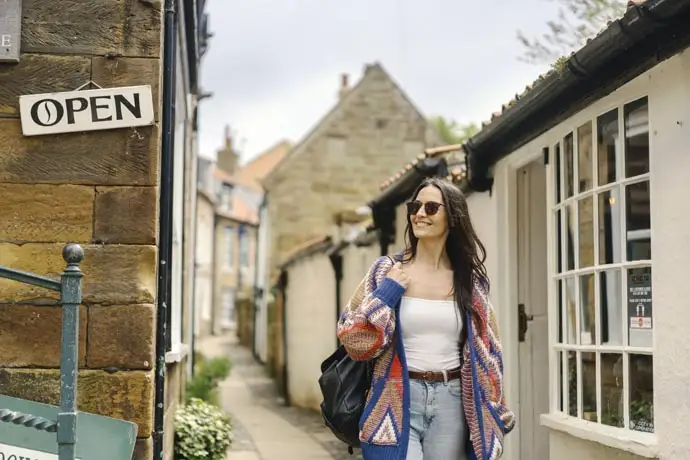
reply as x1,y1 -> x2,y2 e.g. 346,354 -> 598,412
197,334 -> 362,460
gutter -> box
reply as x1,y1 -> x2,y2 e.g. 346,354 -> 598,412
464,0 -> 690,191
154,0 -> 178,459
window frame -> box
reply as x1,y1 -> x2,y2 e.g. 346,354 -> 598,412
547,95 -> 653,435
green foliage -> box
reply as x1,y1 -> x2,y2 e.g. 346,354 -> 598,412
185,355 -> 231,405
429,115 -> 479,145
174,398 -> 232,460
517,0 -> 627,65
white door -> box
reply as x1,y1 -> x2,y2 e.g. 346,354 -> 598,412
517,159 -> 550,460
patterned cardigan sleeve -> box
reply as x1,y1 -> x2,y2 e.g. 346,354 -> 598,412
336,256 -> 405,361
481,281 -> 517,434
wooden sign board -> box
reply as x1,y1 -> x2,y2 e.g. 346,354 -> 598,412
0,395 -> 137,460
0,0 -> 21,63
19,85 -> 155,136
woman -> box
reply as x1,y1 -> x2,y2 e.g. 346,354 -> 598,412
337,178 -> 515,460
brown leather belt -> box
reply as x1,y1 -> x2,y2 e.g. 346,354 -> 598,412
409,367 -> 462,383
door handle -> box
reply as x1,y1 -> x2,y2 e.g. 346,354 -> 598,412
518,303 -> 534,342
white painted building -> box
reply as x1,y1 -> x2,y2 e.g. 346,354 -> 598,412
460,2 -> 690,459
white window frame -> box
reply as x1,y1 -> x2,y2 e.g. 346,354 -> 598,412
165,21 -> 190,364
543,95 -> 654,451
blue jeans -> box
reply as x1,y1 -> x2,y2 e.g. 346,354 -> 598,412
407,378 -> 468,460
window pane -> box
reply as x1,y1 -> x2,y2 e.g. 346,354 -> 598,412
598,189 -> 622,265
568,351 -> 578,417
627,267 -> 653,348
555,142 -> 562,203
600,269 -> 623,346
565,277 -> 577,344
578,121 -> 594,192
579,196 -> 594,268
564,133 -> 575,198
597,108 -> 618,186
624,97 -> 650,178
565,204 -> 575,271
626,181 -> 651,261
582,352 -> 597,422
601,353 -> 624,428
579,274 -> 595,345
557,279 -> 564,343
556,210 -> 563,274
557,351 -> 564,412
629,354 -> 654,433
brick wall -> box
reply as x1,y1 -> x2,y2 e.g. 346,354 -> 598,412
0,2 -> 164,459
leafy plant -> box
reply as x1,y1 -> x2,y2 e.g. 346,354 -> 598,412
174,398 -> 232,460
186,355 -> 231,405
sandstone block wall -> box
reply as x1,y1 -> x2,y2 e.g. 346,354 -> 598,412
0,2 -> 164,458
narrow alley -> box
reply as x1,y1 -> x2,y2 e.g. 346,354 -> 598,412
198,335 -> 361,460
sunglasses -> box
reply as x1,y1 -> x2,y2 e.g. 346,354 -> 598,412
406,200 -> 444,216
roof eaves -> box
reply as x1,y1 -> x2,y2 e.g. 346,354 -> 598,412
278,235 -> 333,269
463,0 -> 690,191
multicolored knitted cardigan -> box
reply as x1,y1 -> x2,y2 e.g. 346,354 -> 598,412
337,254 -> 515,460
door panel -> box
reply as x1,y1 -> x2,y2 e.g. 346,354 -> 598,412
517,159 -> 550,460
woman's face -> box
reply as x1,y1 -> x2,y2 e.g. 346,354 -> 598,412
409,186 -> 449,240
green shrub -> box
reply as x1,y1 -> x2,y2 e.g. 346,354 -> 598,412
174,398 -> 232,460
185,355 -> 231,405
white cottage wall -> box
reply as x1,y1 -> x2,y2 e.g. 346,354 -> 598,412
285,252 -> 337,411
485,49 -> 690,460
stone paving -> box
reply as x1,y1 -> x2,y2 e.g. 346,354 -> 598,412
197,334 -> 362,460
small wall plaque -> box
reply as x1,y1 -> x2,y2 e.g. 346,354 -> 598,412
0,0 -> 22,63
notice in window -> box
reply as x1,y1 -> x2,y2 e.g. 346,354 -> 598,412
628,269 -> 652,347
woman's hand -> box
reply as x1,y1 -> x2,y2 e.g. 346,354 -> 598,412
386,262 -> 411,289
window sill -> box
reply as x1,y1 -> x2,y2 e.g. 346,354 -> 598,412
165,343 -> 190,364
540,413 -> 658,458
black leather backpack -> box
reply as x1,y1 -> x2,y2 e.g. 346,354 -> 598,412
318,345 -> 373,454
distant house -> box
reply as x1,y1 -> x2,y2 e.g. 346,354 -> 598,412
195,132 -> 289,344
260,63 -> 442,273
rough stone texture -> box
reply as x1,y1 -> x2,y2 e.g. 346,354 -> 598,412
0,54 -> 91,115
92,56 -> 161,121
0,243 -> 157,304
87,304 -> 155,370
0,369 -> 154,436
264,64 -> 440,272
22,0 -> 162,57
0,304 -> 87,367
0,120 -> 159,186
0,184 -> 94,243
132,437 -> 153,460
94,186 -> 158,244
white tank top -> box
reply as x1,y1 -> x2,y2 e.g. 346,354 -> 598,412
399,296 -> 463,372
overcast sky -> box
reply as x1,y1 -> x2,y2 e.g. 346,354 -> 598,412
198,0 -> 561,162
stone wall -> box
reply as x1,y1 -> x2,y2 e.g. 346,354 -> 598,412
265,64 -> 438,273
0,2 -> 164,459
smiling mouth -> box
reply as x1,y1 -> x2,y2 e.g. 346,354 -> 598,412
414,221 -> 432,227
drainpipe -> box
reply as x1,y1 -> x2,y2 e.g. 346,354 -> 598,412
328,251 -> 343,349
251,197 -> 265,359
279,270 -> 290,406
154,1 -> 177,459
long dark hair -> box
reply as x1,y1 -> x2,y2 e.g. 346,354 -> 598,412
402,177 -> 489,341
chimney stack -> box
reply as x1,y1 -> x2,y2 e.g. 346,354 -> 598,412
217,124 -> 239,175
339,73 -> 349,100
